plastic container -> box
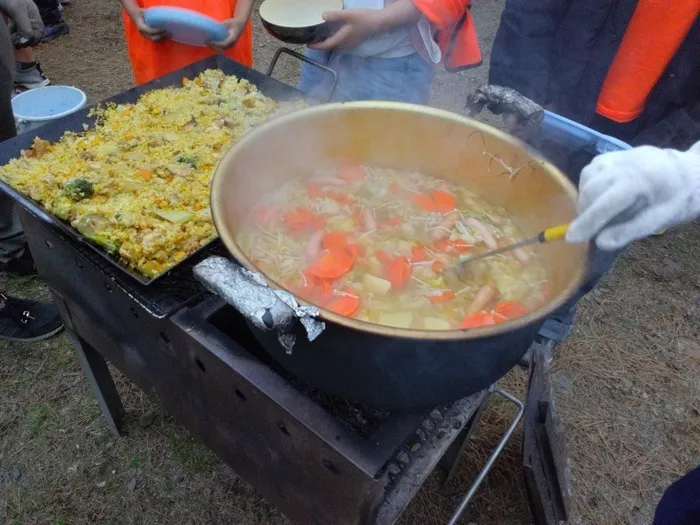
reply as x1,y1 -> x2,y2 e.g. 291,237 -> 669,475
12,86 -> 87,134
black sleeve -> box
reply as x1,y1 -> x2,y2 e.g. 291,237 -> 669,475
488,0 -> 571,105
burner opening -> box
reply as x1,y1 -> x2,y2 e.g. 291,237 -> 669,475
207,304 -> 392,438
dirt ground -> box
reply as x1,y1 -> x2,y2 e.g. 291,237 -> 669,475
1,1 -> 699,524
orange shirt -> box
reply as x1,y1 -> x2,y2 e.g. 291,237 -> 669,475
123,0 -> 253,86
596,0 -> 700,123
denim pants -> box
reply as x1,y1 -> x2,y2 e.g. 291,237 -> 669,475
298,49 -> 433,104
536,146 -> 622,341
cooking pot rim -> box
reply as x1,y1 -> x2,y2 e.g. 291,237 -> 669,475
210,101 -> 589,341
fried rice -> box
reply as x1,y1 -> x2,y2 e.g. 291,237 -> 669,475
0,70 -> 304,278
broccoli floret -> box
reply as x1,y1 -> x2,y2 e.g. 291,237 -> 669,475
62,178 -> 94,201
175,154 -> 199,168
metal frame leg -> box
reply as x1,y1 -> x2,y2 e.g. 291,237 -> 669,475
67,331 -> 125,436
447,388 -> 525,525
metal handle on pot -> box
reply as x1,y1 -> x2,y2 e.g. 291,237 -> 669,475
193,256 -> 325,353
266,47 -> 338,103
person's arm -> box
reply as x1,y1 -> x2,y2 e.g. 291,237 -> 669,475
207,0 -> 253,51
566,141 -> 700,250
309,0 -> 422,52
489,0 -> 570,104
120,0 -> 168,42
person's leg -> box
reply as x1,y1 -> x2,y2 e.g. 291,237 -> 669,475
297,49 -> 333,100
536,147 -> 621,342
652,466 -> 700,525
13,46 -> 50,90
32,0 -> 70,43
0,18 -> 63,341
332,53 -> 433,103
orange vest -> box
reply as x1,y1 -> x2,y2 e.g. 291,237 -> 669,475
596,0 -> 700,123
123,0 -> 253,86
412,0 -> 482,71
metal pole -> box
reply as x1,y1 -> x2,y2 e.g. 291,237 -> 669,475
447,388 -> 525,525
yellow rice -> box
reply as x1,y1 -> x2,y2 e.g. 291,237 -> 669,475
0,70 -> 304,278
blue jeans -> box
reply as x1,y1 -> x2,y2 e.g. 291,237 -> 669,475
298,49 -> 433,104
537,146 -> 622,341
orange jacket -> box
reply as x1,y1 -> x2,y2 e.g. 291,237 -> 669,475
123,0 -> 253,86
412,0 -> 481,71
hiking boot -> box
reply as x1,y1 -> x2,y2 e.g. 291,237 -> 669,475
14,62 -> 50,90
0,294 -> 64,342
41,22 -> 70,43
0,248 -> 36,276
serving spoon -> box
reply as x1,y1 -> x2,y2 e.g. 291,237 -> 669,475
456,224 -> 569,279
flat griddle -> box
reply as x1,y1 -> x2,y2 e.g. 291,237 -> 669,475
0,55 -> 305,286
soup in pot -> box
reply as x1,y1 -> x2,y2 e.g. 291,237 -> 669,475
236,165 -> 550,330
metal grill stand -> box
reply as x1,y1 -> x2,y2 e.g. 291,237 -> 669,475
19,207 -> 529,525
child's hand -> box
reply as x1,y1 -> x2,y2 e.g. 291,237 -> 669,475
208,18 -> 246,51
133,10 -> 169,42
309,9 -> 381,51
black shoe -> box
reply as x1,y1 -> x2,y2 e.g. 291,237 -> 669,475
0,294 -> 64,341
41,22 -> 70,43
0,248 -> 36,276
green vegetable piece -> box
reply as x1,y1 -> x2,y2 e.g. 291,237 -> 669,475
175,154 -> 199,168
86,233 -> 120,255
155,209 -> 194,224
62,178 -> 94,201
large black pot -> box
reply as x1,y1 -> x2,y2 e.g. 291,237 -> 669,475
211,103 -> 587,410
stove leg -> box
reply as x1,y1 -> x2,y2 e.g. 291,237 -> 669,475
446,388 -> 524,525
67,331 -> 125,436
50,290 -> 125,436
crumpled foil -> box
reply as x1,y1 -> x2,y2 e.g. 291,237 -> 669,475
193,256 -> 325,353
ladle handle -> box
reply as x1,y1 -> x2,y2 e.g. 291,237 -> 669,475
540,224 -> 569,243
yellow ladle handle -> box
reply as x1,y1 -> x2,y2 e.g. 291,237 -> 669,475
539,224 -> 570,243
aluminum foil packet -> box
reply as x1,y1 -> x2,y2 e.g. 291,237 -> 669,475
194,256 -> 325,353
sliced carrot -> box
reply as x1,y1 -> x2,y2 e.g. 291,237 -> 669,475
431,190 -> 456,213
428,291 -> 455,304
136,168 -> 152,181
338,165 -> 365,183
345,242 -> 363,260
326,291 -> 360,317
306,250 -> 354,280
313,214 -> 327,229
283,208 -> 315,229
385,256 -> 412,289
314,279 -> 334,303
493,301 -> 529,319
382,217 -> 402,228
459,312 -> 506,329
432,260 -> 445,273
411,245 -> 428,262
327,192 -> 354,206
307,183 -> 324,198
389,181 -> 400,192
412,194 -> 438,212
323,232 -> 350,251
433,238 -> 451,252
375,250 -> 392,264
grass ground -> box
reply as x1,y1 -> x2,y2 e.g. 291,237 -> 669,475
1,1 -> 699,524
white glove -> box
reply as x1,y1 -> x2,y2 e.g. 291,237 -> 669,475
0,0 -> 44,45
566,141 -> 700,250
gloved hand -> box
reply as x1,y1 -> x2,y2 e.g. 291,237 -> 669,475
567,141 -> 700,250
0,0 -> 44,46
